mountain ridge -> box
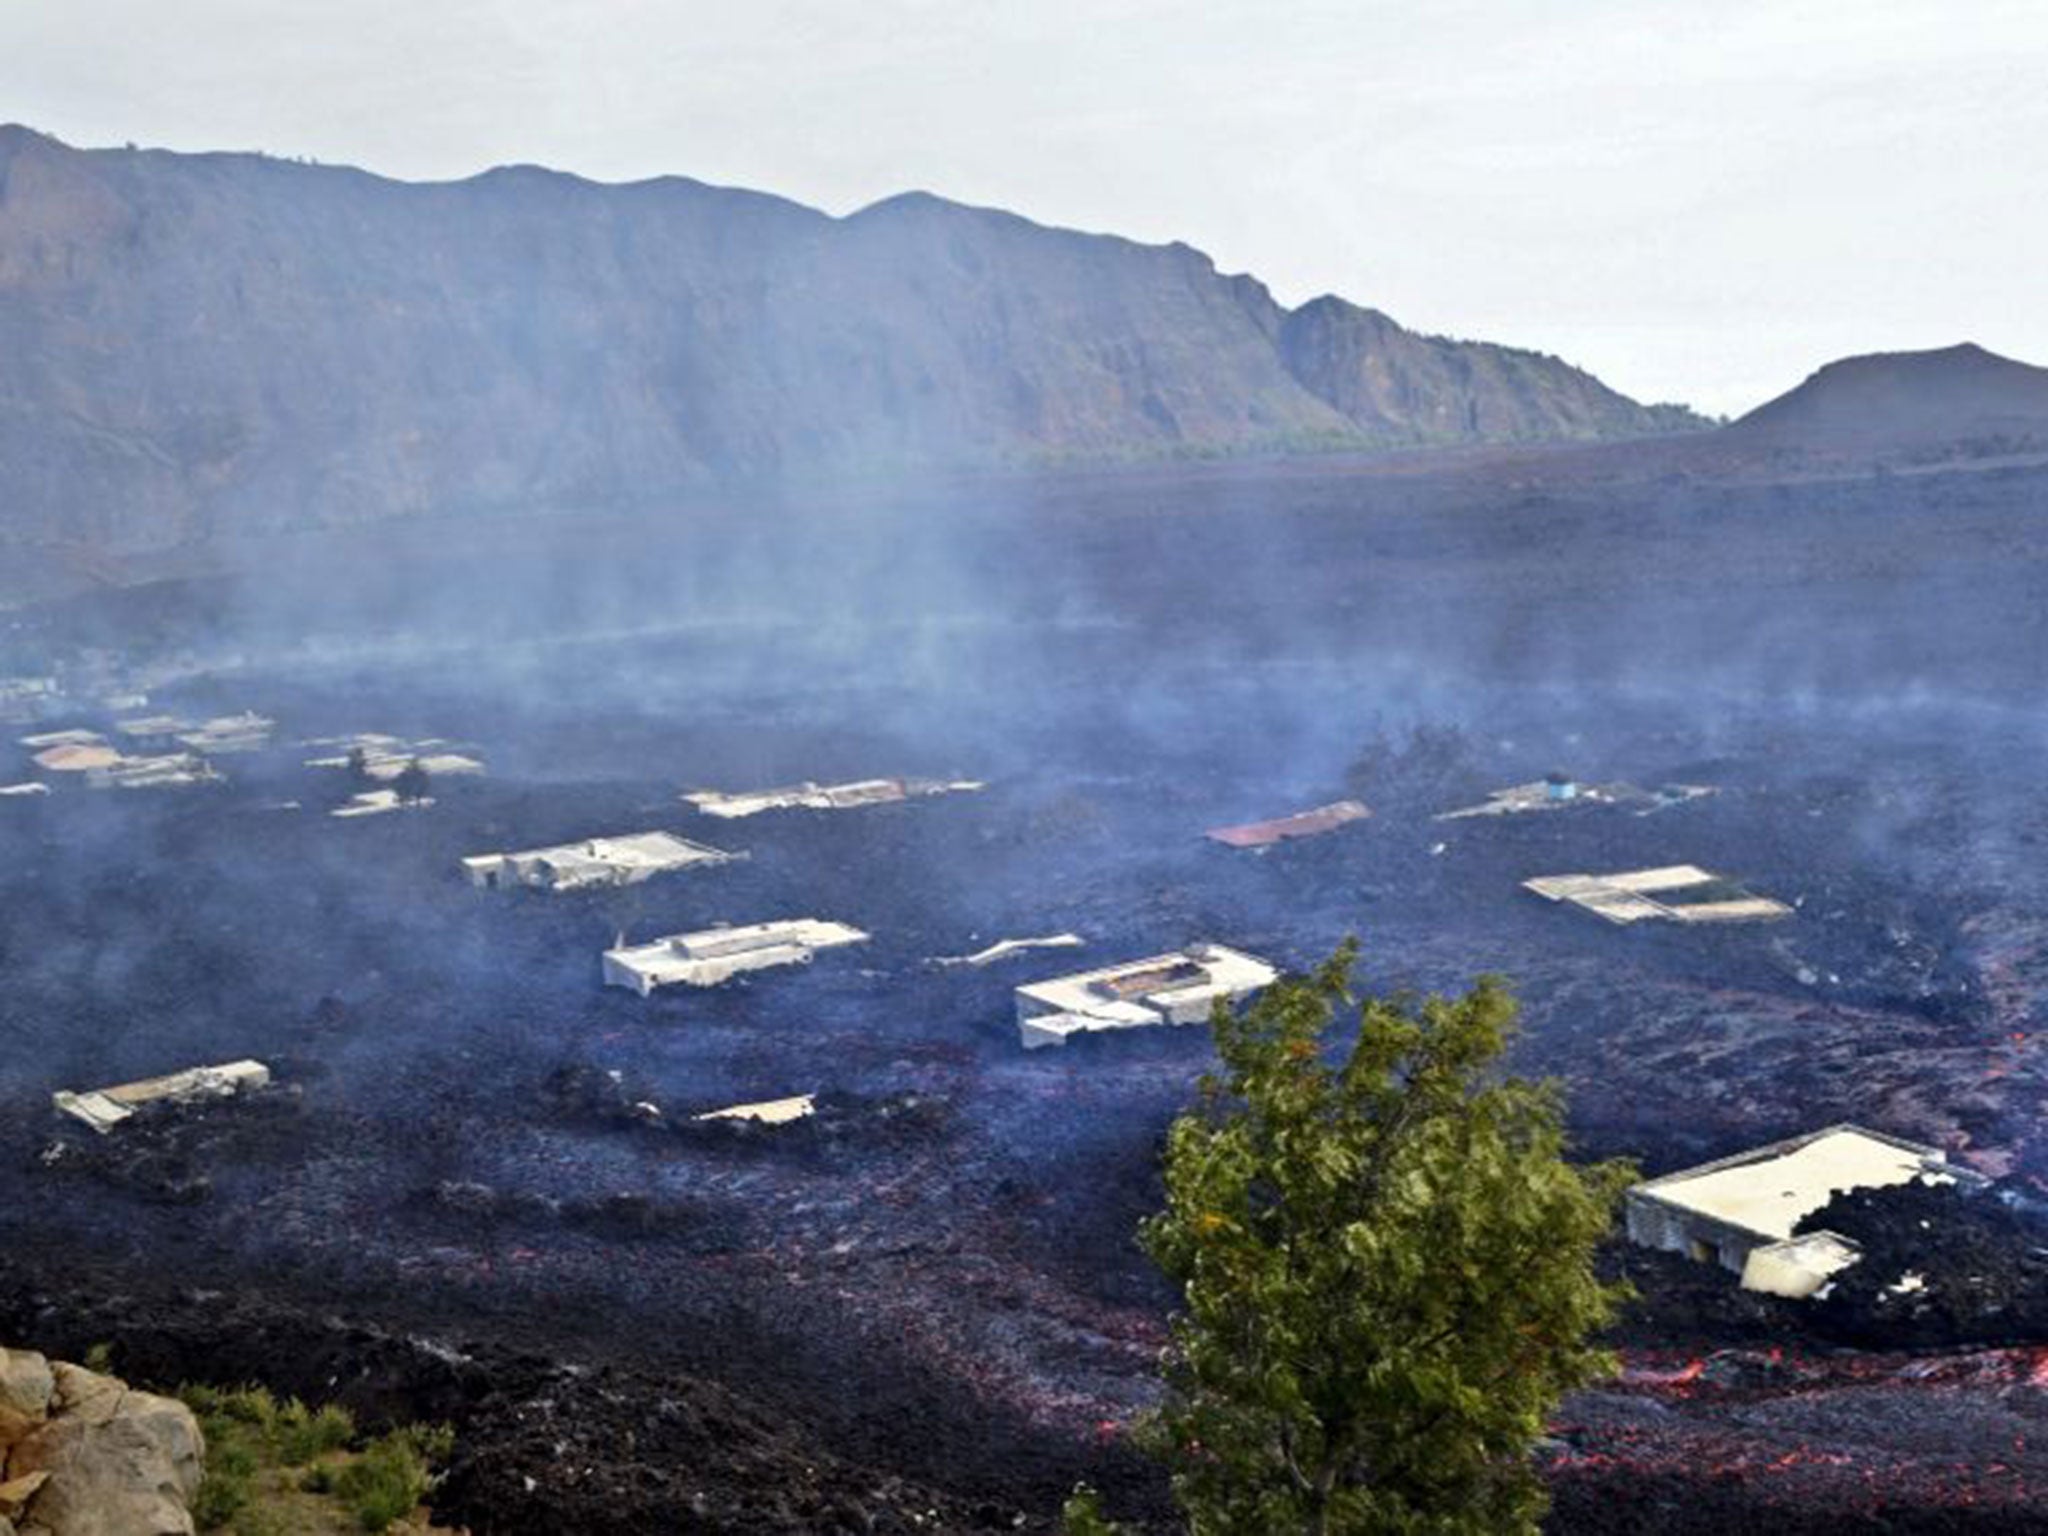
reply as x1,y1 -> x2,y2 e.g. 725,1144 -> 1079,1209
0,125 -> 1702,555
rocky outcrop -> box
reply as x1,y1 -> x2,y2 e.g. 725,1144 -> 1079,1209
0,1349 -> 202,1536
1279,295 -> 1706,446
0,125 -> 1704,561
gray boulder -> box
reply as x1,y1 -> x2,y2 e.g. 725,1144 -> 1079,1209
0,1351 -> 53,1447
4,1361 -> 202,1536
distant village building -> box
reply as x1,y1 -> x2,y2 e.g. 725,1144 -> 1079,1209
683,777 -> 982,818
1437,780 -> 1715,820
304,736 -> 485,780
54,1060 -> 272,1135
1625,1125 -> 1984,1298
31,741 -> 122,774
19,729 -> 106,749
22,724 -> 220,788
462,832 -> 735,892
1205,800 -> 1370,849
365,752 -> 483,782
330,788 -> 434,818
175,712 -> 275,754
114,714 -> 198,749
1013,944 -> 1278,1049
1522,865 -> 1791,925
694,1094 -> 817,1126
602,919 -> 869,996
86,752 -> 220,790
0,677 -> 60,724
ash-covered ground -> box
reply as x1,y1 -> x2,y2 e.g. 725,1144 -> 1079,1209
4,451 -> 2048,1531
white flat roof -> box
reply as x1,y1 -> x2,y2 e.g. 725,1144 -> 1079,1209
54,1059 -> 271,1134
1523,866 -> 1792,925
365,753 -> 484,780
469,831 -> 729,878
684,777 -> 982,818
1633,1126 -> 1952,1243
1017,945 -> 1277,1017
19,728 -> 105,749
330,789 -> 434,817
695,1094 -> 817,1125
604,919 -> 868,991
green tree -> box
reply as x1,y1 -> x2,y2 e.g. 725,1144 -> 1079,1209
1135,942 -> 1633,1536
392,757 -> 431,805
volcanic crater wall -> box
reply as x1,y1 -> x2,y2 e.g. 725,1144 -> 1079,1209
0,125 -> 1698,562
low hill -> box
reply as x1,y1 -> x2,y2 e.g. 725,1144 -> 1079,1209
1725,343 -> 2048,460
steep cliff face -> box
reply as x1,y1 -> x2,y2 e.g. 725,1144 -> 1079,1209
1279,296 -> 1705,445
0,128 -> 1701,554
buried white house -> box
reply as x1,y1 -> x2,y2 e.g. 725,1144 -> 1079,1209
1523,865 -> 1792,926
601,919 -> 870,996
1012,944 -> 1278,1049
1623,1124 -> 1987,1298
462,831 -> 736,893
54,1059 -> 273,1135
683,777 -> 981,819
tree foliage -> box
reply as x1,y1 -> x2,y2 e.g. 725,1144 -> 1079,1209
392,756 -> 431,804
1135,941 -> 1633,1535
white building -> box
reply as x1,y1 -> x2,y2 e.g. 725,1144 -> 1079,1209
54,1059 -> 272,1135
1522,865 -> 1791,925
1438,780 -> 1714,820
683,777 -> 981,818
1013,944 -> 1278,1049
695,1094 -> 817,1125
20,728 -> 106,751
365,752 -> 483,781
115,714 -> 197,745
31,741 -> 121,774
330,788 -> 434,818
176,713 -> 275,754
1624,1125 -> 1983,1298
462,832 -> 735,892
0,676 -> 59,724
86,752 -> 220,790
602,919 -> 869,995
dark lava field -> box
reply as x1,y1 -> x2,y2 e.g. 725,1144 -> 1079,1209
4,449 -> 2048,1532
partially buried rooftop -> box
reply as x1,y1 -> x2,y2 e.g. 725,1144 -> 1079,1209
1624,1124 -> 1984,1298
1014,944 -> 1277,1049
1437,778 -> 1714,820
1205,800 -> 1369,848
683,777 -> 981,818
1522,865 -> 1791,925
54,1059 -> 272,1135
330,788 -> 433,818
694,1094 -> 817,1126
602,919 -> 869,996
462,831 -> 734,892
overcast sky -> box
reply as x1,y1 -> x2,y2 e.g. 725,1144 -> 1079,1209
6,0 -> 2043,415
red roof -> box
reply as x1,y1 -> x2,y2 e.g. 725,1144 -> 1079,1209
1205,799 -> 1371,848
